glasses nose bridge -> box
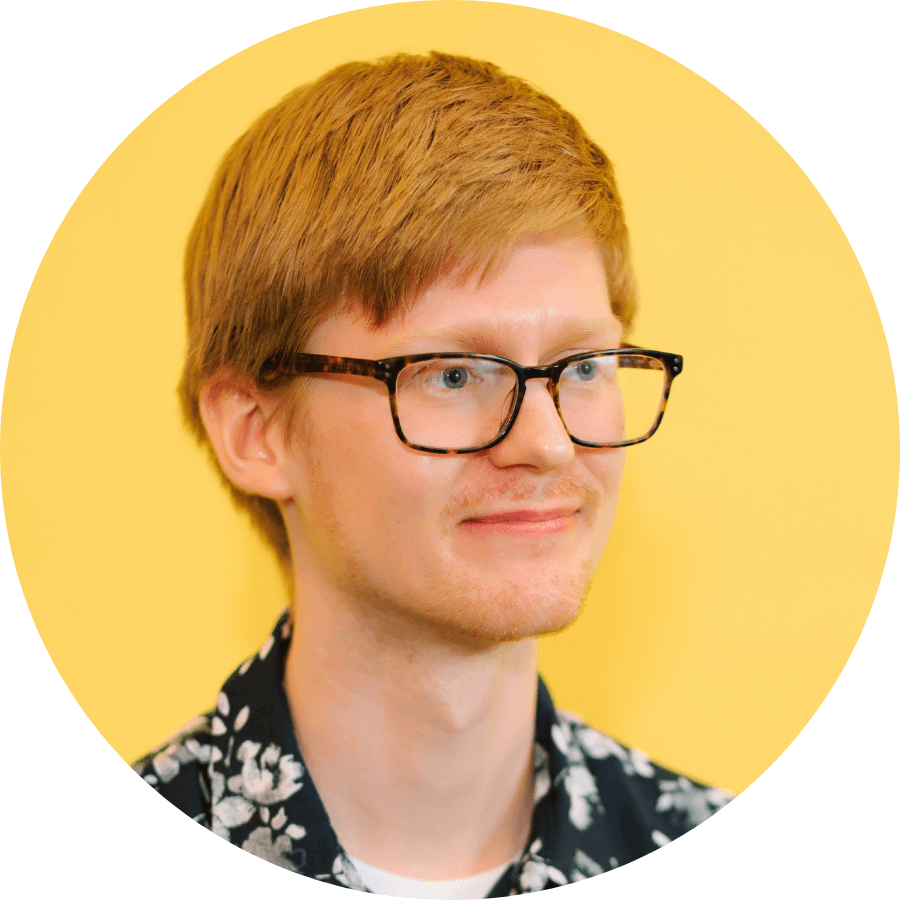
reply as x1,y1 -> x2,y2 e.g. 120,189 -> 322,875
506,362 -> 564,432
491,360 -> 572,458
515,362 -> 562,399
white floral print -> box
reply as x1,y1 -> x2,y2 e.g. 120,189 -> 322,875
564,763 -> 602,830
532,742 -> 551,805
228,740 -> 305,806
656,776 -> 731,827
570,849 -> 604,880
332,852 -> 368,891
518,840 -> 568,892
242,825 -> 298,871
134,610 -> 734,894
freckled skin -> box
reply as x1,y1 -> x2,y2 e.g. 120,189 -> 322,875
278,235 -> 627,645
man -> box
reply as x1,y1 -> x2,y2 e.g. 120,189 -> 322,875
135,52 -> 731,895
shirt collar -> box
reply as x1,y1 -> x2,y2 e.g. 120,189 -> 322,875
204,610 -> 582,893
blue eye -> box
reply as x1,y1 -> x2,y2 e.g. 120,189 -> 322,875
572,361 -> 597,381
441,366 -> 468,389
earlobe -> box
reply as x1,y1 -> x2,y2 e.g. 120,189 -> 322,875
199,376 -> 294,500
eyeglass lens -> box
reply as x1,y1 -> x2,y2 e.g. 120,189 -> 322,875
395,354 -> 667,451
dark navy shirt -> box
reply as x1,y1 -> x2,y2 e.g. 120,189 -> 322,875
134,612 -> 731,894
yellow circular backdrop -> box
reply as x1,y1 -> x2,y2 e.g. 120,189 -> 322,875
2,1 -> 896,796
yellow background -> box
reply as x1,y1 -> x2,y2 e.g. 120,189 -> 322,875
2,1 -> 896,795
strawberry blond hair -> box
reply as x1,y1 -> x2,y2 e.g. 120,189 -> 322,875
180,51 -> 637,564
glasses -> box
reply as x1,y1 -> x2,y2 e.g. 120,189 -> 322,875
260,345 -> 683,454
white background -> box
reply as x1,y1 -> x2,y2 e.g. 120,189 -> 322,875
2,1 -> 897,896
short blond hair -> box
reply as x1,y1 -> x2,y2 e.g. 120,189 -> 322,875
180,51 -> 637,564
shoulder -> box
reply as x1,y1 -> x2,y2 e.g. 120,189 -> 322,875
132,712 -> 216,824
552,708 -> 733,845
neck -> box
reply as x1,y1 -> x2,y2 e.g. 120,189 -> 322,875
283,570 -> 538,880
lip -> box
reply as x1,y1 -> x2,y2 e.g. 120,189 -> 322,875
464,507 -> 578,523
459,506 -> 580,535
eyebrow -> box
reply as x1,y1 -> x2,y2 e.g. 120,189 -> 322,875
377,316 -> 625,358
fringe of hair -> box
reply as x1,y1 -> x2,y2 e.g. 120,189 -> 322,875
179,52 -> 637,567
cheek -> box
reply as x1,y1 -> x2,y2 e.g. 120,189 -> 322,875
298,386 -> 459,541
583,446 -> 626,494
580,449 -> 625,565
582,448 -> 626,538
609,447 -> 627,486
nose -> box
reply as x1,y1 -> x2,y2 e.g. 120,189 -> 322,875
487,380 -> 575,471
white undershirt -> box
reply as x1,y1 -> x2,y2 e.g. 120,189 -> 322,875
347,854 -> 519,899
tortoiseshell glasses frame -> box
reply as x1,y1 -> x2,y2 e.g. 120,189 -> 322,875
259,345 -> 684,455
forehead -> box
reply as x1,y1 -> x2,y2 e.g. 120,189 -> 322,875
308,235 -> 622,357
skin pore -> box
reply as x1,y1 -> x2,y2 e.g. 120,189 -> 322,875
201,234 -> 626,880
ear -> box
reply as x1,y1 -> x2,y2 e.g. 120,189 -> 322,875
199,373 -> 294,501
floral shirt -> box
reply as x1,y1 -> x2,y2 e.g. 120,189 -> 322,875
134,613 -> 732,894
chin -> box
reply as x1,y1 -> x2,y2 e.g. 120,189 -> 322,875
420,564 -> 595,645
339,542 -> 599,647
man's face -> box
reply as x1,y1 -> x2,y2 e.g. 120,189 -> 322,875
278,234 -> 626,644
